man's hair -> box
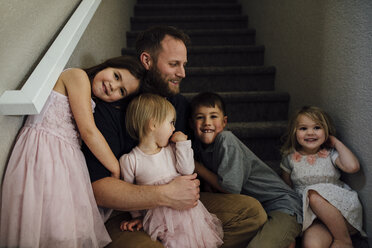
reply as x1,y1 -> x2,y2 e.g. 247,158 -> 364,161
135,26 -> 190,61
190,92 -> 227,117
125,93 -> 176,141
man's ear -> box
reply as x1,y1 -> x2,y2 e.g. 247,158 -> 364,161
140,52 -> 152,70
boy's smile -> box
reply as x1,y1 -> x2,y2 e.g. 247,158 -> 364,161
192,105 -> 227,145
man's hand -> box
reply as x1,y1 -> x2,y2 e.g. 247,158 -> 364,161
161,173 -> 200,210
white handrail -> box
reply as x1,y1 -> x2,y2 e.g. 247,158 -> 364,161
0,0 -> 101,115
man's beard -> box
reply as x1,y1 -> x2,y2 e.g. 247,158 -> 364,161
141,67 -> 179,98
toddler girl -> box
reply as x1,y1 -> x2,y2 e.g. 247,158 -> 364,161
280,106 -> 365,248
119,93 -> 223,248
0,55 -> 145,248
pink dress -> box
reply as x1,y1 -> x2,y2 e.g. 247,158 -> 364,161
0,91 -> 111,248
120,141 -> 224,248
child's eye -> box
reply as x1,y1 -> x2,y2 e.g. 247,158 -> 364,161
211,115 -> 218,119
298,127 -> 307,131
120,88 -> 125,96
114,72 -> 119,80
171,121 -> 175,126
195,116 -> 203,120
314,126 -> 322,130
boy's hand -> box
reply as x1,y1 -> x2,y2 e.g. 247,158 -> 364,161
120,218 -> 143,232
171,131 -> 187,143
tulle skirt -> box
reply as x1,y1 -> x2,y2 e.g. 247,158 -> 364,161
0,127 -> 111,248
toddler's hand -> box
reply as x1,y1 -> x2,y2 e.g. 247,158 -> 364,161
328,135 -> 340,147
171,131 -> 188,143
120,218 -> 143,232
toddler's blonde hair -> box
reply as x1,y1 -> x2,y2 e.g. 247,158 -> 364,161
126,93 -> 176,141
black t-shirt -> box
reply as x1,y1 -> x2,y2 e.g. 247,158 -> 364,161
82,94 -> 191,182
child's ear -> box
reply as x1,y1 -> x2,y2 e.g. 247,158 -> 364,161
140,52 -> 152,70
222,116 -> 228,128
148,118 -> 157,131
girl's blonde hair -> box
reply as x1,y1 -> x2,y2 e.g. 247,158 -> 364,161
280,106 -> 336,156
125,93 -> 176,141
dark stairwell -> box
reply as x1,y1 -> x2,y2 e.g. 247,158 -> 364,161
122,0 -> 288,174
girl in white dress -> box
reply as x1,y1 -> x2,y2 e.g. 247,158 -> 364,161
0,56 -> 145,248
119,93 -> 223,248
280,106 -> 365,248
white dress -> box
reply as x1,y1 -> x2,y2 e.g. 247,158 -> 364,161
280,149 -> 365,235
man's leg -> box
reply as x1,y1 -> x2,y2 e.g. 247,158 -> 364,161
104,211 -> 163,248
200,192 -> 267,248
247,211 -> 301,248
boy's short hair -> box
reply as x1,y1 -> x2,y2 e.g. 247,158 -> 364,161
190,92 -> 226,117
125,93 -> 176,141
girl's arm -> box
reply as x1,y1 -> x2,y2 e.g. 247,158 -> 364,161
281,171 -> 293,188
194,161 -> 228,193
171,131 -> 195,175
330,136 -> 360,173
60,68 -> 120,178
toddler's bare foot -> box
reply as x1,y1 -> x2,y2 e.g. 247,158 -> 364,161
331,239 -> 353,248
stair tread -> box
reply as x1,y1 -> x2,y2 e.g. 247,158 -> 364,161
127,28 -> 256,36
183,91 -> 289,101
123,45 -> 264,52
136,3 -> 241,8
187,66 -> 275,74
131,15 -> 247,21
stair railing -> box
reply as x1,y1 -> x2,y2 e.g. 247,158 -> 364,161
0,0 -> 101,115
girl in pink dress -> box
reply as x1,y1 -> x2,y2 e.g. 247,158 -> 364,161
0,56 -> 145,248
119,93 -> 223,248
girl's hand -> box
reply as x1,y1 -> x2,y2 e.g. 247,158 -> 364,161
171,131 -> 187,143
328,135 -> 339,147
120,218 -> 143,232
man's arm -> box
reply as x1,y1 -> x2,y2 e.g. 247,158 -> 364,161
92,174 -> 200,211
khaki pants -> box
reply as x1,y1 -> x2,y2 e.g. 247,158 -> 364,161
105,192 -> 267,248
247,211 -> 302,248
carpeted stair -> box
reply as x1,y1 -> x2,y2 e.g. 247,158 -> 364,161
122,0 -> 289,174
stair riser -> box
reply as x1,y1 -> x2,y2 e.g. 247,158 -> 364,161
127,32 -> 255,47
121,48 -> 264,66
224,102 -> 288,122
240,138 -> 282,161
187,51 -> 264,66
138,0 -> 236,4
181,74 -> 275,92
131,19 -> 247,30
135,7 -> 241,17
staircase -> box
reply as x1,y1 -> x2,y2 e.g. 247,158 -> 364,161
122,0 -> 289,174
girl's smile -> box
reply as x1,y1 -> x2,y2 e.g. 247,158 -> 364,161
296,114 -> 326,155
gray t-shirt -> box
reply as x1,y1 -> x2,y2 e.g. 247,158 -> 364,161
194,131 -> 303,223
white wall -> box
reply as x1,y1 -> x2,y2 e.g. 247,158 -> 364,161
0,0 -> 135,184
239,0 -> 372,242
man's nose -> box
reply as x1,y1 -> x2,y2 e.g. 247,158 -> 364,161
176,66 -> 186,78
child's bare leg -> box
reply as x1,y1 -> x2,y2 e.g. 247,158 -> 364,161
287,241 -> 296,248
308,190 -> 353,247
302,220 -> 332,248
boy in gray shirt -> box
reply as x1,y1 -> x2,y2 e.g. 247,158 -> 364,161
190,92 -> 302,248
